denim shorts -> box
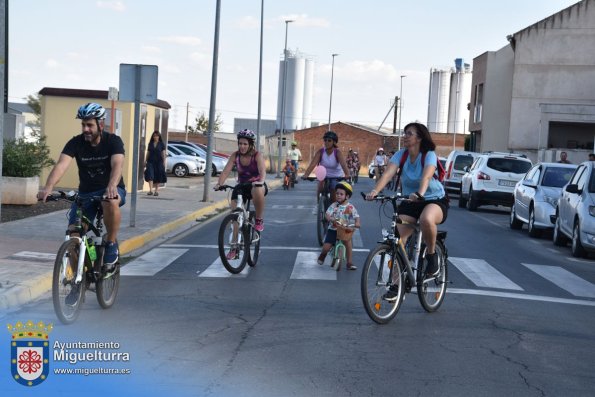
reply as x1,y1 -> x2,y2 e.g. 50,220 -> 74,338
323,229 -> 338,245
68,187 -> 127,225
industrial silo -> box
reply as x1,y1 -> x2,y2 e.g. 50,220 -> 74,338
427,68 -> 451,133
447,59 -> 473,134
302,58 -> 314,129
276,50 -> 314,132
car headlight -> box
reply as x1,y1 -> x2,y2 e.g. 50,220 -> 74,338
589,206 -> 595,217
544,195 -> 558,207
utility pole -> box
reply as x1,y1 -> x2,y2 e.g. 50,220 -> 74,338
0,0 -> 6,221
184,102 -> 189,142
392,96 -> 398,135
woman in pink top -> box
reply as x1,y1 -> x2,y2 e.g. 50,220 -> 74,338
302,130 -> 350,203
215,129 -> 267,232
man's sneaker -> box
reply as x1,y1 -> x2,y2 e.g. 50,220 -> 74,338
226,248 -> 238,260
382,286 -> 399,302
425,252 -> 439,277
254,218 -> 264,232
317,253 -> 326,265
104,241 -> 119,270
65,284 -> 80,306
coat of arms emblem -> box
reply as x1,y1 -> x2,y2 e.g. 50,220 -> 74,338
8,320 -> 53,386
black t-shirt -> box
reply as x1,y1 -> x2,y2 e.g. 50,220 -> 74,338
62,132 -> 126,193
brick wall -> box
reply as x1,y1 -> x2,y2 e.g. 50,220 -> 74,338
290,122 -> 467,173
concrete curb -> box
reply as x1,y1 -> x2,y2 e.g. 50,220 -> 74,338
0,267 -> 52,311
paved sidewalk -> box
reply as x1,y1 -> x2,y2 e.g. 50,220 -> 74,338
0,176 -> 281,312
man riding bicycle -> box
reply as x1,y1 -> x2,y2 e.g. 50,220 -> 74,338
287,141 -> 302,182
38,103 -> 126,268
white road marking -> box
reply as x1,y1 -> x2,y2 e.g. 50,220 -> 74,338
161,244 -> 370,252
290,251 -> 337,280
448,288 -> 595,307
199,258 -> 251,278
271,204 -> 314,210
121,248 -> 188,276
522,263 -> 595,298
449,257 -> 524,290
12,251 -> 56,261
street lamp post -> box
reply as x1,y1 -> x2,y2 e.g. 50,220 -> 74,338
256,0 -> 264,151
277,19 -> 293,177
398,75 -> 406,150
328,53 -> 339,131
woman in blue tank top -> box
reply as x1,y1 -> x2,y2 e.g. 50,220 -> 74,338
365,122 -> 449,280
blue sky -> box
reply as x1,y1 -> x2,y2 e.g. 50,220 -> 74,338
9,0 -> 579,132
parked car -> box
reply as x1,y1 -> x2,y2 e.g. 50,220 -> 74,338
168,143 -> 227,176
169,140 -> 229,159
552,161 -> 595,257
510,162 -> 577,237
443,150 -> 478,194
166,150 -> 206,177
460,152 -> 532,211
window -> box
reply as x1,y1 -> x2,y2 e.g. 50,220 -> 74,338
541,167 -> 575,188
473,84 -> 483,123
486,158 -> 532,174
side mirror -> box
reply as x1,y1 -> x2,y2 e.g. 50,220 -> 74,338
565,184 -> 580,194
522,180 -> 537,188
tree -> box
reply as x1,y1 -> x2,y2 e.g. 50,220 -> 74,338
25,93 -> 42,137
188,111 -> 222,134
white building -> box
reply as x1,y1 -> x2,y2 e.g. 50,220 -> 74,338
469,0 -> 595,164
276,49 -> 314,132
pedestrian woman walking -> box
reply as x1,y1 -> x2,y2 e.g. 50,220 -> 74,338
144,130 -> 167,196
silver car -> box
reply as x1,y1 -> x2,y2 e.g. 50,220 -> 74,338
166,150 -> 206,177
552,161 -> 595,257
168,143 -> 227,176
510,162 -> 576,237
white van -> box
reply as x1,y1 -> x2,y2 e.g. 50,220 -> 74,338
443,150 -> 478,194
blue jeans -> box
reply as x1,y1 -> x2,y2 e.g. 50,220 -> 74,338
68,187 -> 127,225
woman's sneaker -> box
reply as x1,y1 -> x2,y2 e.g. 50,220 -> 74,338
317,253 -> 326,265
255,218 -> 264,232
425,253 -> 439,277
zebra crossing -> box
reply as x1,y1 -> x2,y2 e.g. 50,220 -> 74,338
120,245 -> 595,305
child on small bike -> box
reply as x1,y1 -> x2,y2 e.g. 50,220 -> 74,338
283,159 -> 295,189
317,181 -> 360,270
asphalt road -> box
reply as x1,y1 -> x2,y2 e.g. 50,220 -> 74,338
3,177 -> 595,396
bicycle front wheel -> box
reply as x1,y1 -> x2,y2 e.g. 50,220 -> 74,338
417,241 -> 448,312
52,239 -> 86,324
218,212 -> 248,274
317,195 -> 326,246
247,211 -> 260,267
361,244 -> 405,324
96,265 -> 120,309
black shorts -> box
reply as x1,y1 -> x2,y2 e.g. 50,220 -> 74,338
397,196 -> 449,224
231,182 -> 269,202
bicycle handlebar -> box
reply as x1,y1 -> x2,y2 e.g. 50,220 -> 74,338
214,182 -> 258,192
40,191 -> 118,203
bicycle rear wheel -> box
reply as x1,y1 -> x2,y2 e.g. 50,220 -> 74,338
96,263 -> 120,309
361,244 -> 405,324
417,241 -> 448,312
317,195 -> 327,246
218,212 -> 249,274
52,239 -> 86,324
247,211 -> 260,267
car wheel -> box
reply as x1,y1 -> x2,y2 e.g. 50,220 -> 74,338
458,186 -> 467,208
509,204 -> 523,230
527,207 -> 541,237
552,211 -> 567,247
211,164 -> 218,177
571,220 -> 587,258
466,187 -> 478,212
173,163 -> 189,177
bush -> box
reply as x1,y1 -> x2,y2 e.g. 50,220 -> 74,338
2,135 -> 55,178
